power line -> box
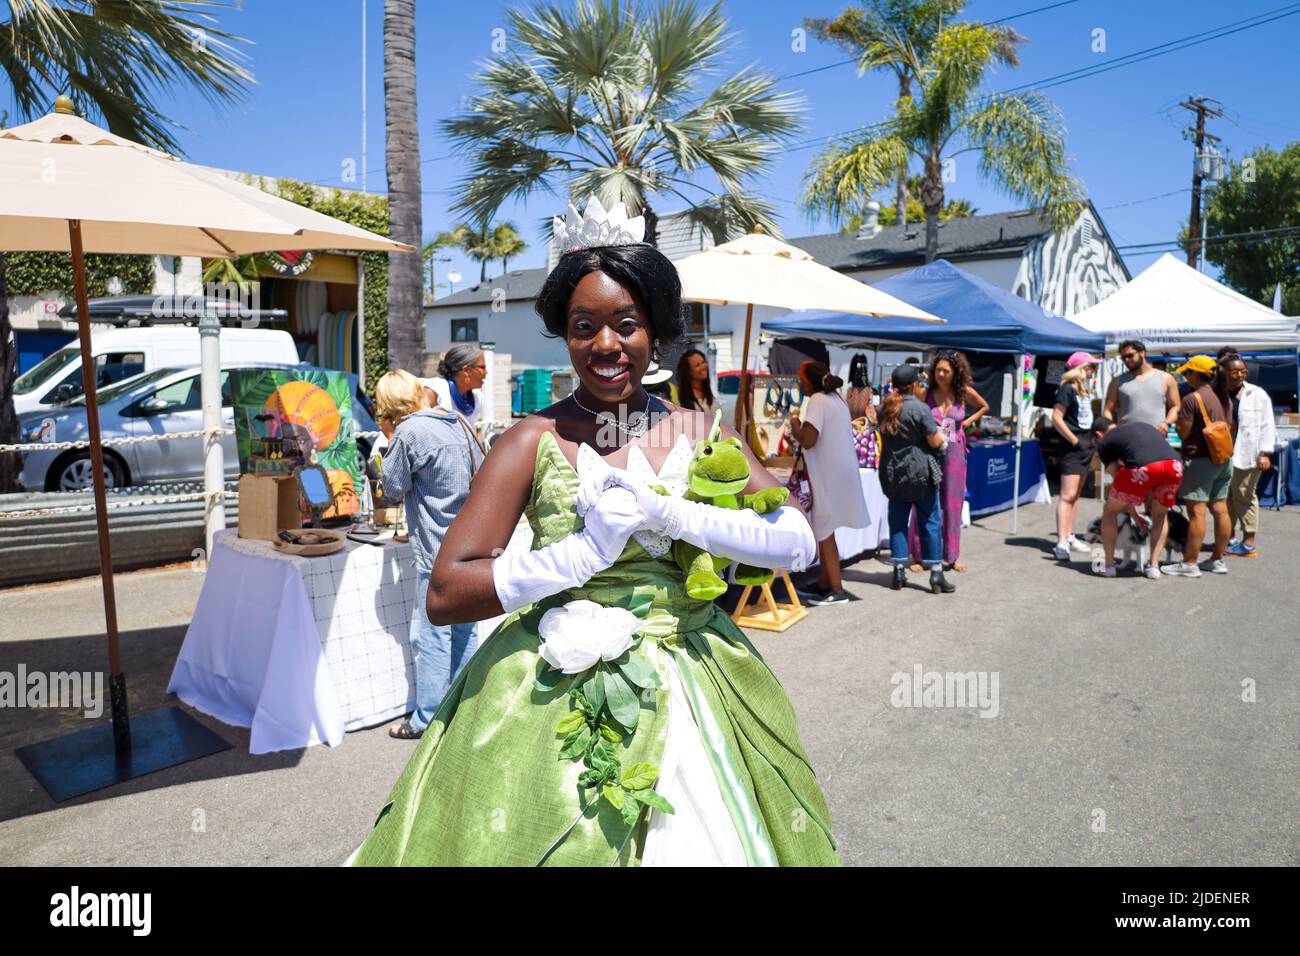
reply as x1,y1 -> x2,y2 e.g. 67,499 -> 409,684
1114,224 -> 1300,251
1001,3 -> 1300,94
1098,189 -> 1191,211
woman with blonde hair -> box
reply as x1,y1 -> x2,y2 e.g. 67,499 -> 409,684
1051,352 -> 1101,561
374,368 -> 483,740
375,368 -> 427,425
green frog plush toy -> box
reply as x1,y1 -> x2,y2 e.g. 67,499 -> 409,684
657,410 -> 790,601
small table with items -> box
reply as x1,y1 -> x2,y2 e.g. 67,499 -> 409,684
169,529 -> 421,754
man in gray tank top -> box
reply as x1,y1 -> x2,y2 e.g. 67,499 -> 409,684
1104,339 -> 1180,435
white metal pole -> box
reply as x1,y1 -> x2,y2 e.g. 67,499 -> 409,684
199,310 -> 225,554
361,0 -> 367,193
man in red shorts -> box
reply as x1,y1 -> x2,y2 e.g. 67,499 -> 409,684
1092,415 -> 1184,578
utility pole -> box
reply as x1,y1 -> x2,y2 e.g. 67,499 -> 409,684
1180,96 -> 1222,267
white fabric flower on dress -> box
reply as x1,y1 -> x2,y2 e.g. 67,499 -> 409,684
538,600 -> 640,674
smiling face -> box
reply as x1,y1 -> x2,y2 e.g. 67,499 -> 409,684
565,270 -> 653,407
687,351 -> 709,384
689,436 -> 749,497
1225,357 -> 1249,391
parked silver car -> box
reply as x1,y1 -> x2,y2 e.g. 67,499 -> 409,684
17,364 -> 376,492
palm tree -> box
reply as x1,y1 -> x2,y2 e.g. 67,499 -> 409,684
443,0 -> 803,246
0,0 -> 252,493
383,0 -> 423,373
806,0 -> 962,229
202,254 -> 264,290
490,222 -> 527,276
803,18 -> 1083,262
423,227 -> 468,301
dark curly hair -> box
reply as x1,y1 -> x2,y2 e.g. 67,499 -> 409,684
927,348 -> 971,401
535,244 -> 687,345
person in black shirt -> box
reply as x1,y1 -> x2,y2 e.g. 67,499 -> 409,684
1092,416 -> 1184,578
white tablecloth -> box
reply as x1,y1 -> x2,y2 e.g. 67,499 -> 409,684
169,529 -> 421,753
830,468 -> 891,560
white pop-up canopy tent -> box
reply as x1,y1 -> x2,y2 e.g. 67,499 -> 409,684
1071,253 -> 1298,353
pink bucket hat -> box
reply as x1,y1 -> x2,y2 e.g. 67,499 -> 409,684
1066,351 -> 1102,369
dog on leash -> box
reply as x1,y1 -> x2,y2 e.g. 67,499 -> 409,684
1085,508 -> 1190,570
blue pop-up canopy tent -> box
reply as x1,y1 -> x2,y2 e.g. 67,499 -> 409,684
762,258 -> 1105,354
762,259 -> 1105,531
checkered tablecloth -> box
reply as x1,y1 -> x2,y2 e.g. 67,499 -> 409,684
168,529 -> 420,753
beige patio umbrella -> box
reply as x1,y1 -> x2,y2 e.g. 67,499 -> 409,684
1,100 -> 410,791
672,227 -> 942,434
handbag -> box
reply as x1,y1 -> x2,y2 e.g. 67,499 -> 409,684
1193,392 -> 1234,465
786,450 -> 813,511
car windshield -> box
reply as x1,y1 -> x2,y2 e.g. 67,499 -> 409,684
70,367 -> 177,406
13,347 -> 79,395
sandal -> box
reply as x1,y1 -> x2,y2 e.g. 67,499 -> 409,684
908,563 -> 924,574
388,717 -> 423,740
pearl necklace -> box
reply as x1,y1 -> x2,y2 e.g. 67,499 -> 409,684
571,388 -> 653,439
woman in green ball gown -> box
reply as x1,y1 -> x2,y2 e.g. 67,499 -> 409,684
353,199 -> 839,866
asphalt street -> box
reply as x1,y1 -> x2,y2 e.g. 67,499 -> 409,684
1,497 -> 1296,866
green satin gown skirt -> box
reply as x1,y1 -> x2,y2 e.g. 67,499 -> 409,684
353,432 -> 839,866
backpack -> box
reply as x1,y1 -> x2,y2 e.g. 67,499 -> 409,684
1193,392 -> 1234,465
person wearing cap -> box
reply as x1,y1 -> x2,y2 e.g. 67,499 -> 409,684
1050,351 -> 1101,561
1091,415 -> 1184,578
877,365 -> 955,594
1215,350 -> 1276,558
1161,354 -> 1235,578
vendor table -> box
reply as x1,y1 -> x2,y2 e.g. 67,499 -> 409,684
831,467 -> 891,560
170,525 -> 530,754
966,439 -> 1051,517
169,529 -> 420,754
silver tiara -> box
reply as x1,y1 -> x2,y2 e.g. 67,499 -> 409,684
552,195 -> 645,255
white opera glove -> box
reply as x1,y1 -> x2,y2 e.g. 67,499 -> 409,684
492,482 -> 643,614
589,468 -> 816,573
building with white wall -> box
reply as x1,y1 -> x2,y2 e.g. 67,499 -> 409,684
423,202 -> 1129,380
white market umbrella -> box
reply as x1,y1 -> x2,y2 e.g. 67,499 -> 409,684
673,227 -> 941,432
0,101 -> 410,787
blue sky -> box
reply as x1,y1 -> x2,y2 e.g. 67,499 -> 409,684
154,0 -> 1300,292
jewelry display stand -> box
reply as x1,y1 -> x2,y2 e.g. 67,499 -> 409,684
731,568 -> 807,632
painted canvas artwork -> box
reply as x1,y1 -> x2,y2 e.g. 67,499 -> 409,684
229,368 -> 361,518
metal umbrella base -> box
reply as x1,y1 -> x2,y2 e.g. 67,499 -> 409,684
16,706 -> 230,803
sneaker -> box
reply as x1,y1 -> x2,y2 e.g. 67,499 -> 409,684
1204,559 -> 1228,575
805,589 -> 851,606
1092,564 -> 1117,577
795,584 -> 832,602
1143,565 -> 1161,580
1225,542 -> 1256,558
1067,535 -> 1092,553
1227,537 -> 1242,548
1160,562 -> 1202,578
1053,543 -> 1071,561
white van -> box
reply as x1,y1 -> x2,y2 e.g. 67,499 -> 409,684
11,327 -> 299,418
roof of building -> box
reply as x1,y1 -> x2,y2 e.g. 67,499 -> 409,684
787,208 -> 1056,272
425,268 -> 550,310
424,206 -> 1101,308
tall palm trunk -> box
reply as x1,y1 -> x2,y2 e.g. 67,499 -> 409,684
921,155 -> 945,262
895,74 -> 911,228
0,254 -> 19,493
383,0 -> 423,373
